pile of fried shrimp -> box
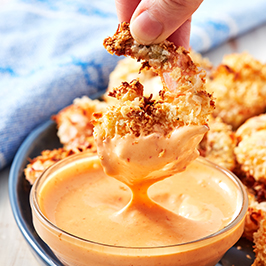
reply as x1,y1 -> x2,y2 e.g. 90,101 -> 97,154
24,22 -> 266,266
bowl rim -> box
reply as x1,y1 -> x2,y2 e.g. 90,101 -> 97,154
30,150 -> 249,251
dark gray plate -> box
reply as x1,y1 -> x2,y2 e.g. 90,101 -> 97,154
9,120 -> 255,266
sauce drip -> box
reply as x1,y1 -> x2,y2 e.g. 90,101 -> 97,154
96,125 -> 208,186
96,124 -> 209,227
39,156 -> 240,247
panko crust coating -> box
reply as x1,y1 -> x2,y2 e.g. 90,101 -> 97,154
24,148 -> 96,184
235,130 -> 266,184
104,57 -> 162,103
99,22 -> 214,140
104,50 -> 212,104
236,114 -> 266,140
53,96 -> 107,151
103,22 -> 206,91
206,53 -> 266,129
235,115 -> 266,184
198,116 -> 236,171
103,22 -> 178,73
243,191 -> 266,241
253,214 -> 266,266
97,77 -> 213,138
233,114 -> 266,262
93,79 -> 191,138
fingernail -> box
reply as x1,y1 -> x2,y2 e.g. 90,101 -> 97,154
130,11 -> 163,45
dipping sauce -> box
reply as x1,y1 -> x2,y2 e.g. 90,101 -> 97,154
39,154 -> 240,247
31,152 -> 247,266
95,126 -> 209,187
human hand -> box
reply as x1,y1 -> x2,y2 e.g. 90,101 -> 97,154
115,0 -> 203,49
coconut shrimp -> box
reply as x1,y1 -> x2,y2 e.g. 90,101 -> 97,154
206,53 -> 266,129
93,22 -> 214,186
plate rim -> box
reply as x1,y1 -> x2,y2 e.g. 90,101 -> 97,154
8,120 -> 61,266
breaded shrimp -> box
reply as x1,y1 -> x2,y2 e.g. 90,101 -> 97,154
235,130 -> 266,183
93,80 -> 212,186
242,190 -> 266,241
232,114 -> 266,249
198,116 -> 236,171
236,114 -> 266,140
235,115 -> 266,184
252,214 -> 266,265
104,57 -> 162,104
206,53 -> 266,129
104,49 -> 211,104
93,22 -> 214,185
103,22 -> 207,96
24,148 -> 96,184
53,96 -> 107,151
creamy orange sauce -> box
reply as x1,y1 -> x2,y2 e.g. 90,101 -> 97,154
39,155 -> 241,247
95,125 -> 208,186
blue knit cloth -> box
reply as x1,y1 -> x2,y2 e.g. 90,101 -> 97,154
1,0 -> 266,169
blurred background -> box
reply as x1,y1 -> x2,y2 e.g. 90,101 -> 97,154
1,1 -> 266,265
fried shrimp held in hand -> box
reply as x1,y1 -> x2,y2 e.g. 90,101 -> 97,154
93,22 -> 214,186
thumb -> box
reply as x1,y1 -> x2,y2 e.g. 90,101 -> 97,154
130,0 -> 202,46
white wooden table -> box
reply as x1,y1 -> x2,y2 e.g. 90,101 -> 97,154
1,21 -> 266,266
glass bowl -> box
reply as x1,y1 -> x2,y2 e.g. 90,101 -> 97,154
30,152 -> 248,266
